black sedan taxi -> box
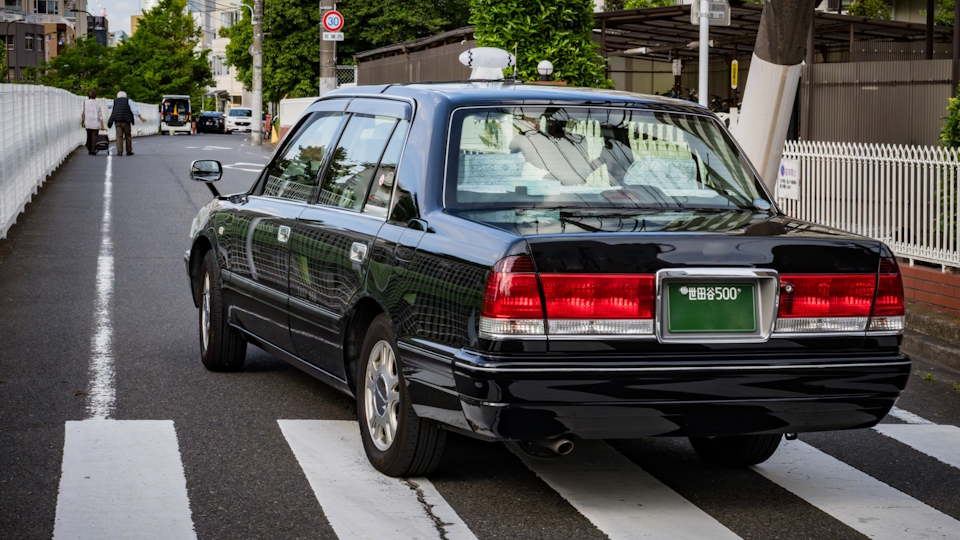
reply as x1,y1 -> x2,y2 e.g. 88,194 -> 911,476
197,111 -> 225,134
184,83 -> 909,477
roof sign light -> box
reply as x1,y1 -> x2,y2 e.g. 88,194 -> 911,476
458,47 -> 515,80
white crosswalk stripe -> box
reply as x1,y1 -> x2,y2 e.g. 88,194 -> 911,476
53,420 -> 197,540
753,439 -> 960,540
278,420 -> 478,540
874,424 -> 960,470
514,439 -> 742,540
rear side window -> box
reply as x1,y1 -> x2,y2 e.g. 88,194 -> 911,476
364,120 -> 408,216
317,114 -> 395,211
262,112 -> 344,202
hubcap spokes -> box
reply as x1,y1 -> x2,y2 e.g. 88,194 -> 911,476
201,274 -> 211,351
364,340 -> 400,451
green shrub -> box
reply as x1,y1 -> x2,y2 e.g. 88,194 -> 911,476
940,84 -> 960,147
470,0 -> 612,88
847,0 -> 891,19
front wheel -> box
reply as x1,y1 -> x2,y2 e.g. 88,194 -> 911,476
357,313 -> 446,477
689,434 -> 782,467
199,250 -> 247,371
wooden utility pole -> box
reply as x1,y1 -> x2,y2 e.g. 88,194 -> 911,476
252,0 -> 263,145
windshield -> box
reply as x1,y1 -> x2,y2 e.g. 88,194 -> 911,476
229,109 -> 252,117
444,107 -> 769,211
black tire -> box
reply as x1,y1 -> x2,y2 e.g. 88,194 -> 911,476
689,434 -> 782,467
357,313 -> 446,477
199,250 -> 247,371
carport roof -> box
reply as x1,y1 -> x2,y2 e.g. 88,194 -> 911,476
594,3 -> 954,60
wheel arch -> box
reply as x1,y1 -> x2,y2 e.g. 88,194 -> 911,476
342,296 -> 389,395
189,235 -> 215,308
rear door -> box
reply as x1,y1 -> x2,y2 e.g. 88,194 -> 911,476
221,102 -> 348,353
288,98 -> 412,380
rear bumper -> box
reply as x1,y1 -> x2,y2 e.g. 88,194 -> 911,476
407,346 -> 911,441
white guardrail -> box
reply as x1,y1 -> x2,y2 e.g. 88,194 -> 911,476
0,84 -> 159,239
780,141 -> 960,270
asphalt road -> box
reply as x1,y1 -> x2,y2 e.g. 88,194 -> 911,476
2,133 -> 960,540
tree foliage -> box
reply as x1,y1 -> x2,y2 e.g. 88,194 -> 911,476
338,0 -> 470,60
41,0 -> 212,102
941,85 -> 960,147
926,0 -> 955,26
41,35 -> 115,95
471,0 -> 612,87
847,0 -> 891,19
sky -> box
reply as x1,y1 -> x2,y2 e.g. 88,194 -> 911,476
100,0 -> 142,36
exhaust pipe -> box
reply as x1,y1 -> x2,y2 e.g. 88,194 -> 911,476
532,437 -> 575,456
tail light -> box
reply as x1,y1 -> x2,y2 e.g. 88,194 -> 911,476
479,256 -> 656,338
776,257 -> 904,334
480,256 -> 544,337
540,274 -> 654,335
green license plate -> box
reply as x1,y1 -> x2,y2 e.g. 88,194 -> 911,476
667,283 -> 756,333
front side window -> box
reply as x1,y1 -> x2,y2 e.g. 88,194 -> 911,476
317,114 -> 396,211
445,107 -> 767,212
262,112 -> 344,202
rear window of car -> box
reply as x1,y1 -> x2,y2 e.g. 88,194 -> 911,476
229,109 -> 252,117
444,107 -> 768,211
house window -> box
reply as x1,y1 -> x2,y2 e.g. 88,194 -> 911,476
5,35 -> 15,51
57,29 -> 64,45
34,0 -> 58,13
4,0 -> 22,10
220,10 -> 239,28
25,34 -> 33,51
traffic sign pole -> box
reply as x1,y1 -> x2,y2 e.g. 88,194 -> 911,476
319,2 -> 338,95
699,0 -> 709,106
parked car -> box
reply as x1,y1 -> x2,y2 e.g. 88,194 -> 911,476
197,111 -> 225,134
161,95 -> 192,135
225,107 -> 253,133
184,83 -> 909,478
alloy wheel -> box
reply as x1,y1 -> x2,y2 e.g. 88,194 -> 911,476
201,273 -> 211,351
364,340 -> 400,451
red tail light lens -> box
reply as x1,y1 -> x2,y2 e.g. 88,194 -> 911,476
540,275 -> 655,319
481,256 -> 543,320
874,258 -> 905,317
778,275 -> 876,318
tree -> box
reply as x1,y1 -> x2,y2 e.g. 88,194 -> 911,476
941,84 -> 960,147
41,34 -> 116,95
847,0 -> 891,19
108,0 -> 213,103
470,0 -> 612,87
220,0 -> 470,102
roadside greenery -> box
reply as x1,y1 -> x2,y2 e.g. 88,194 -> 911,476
220,0 -> 469,102
922,0 -> 955,26
470,0 -> 612,87
41,0 -> 212,102
847,0 -> 891,19
940,84 -> 960,147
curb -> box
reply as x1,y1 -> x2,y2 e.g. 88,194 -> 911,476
901,330 -> 960,372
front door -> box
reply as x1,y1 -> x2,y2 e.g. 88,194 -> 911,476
288,100 -> 412,380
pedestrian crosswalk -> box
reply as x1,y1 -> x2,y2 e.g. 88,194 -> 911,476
47,411 -> 960,540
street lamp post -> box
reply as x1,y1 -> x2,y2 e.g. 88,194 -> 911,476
230,1 -> 262,145
537,60 -> 553,82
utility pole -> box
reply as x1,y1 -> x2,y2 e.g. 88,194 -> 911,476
252,0 -> 263,145
698,0 -> 709,106
319,0 -> 336,95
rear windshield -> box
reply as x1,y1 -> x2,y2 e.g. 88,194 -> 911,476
162,99 -> 189,113
229,109 -> 252,117
444,107 -> 769,211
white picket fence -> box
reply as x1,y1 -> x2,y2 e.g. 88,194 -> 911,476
780,141 -> 960,270
0,84 -> 160,239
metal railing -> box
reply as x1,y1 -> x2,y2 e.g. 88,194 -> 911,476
336,65 -> 358,88
0,84 -> 159,239
780,141 -> 960,270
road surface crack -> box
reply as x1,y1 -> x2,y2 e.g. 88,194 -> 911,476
401,478 -> 450,540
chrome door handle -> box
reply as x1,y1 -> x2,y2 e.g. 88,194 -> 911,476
277,225 -> 291,244
350,242 -> 368,263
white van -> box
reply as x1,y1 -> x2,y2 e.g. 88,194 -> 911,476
225,107 -> 253,134
160,95 -> 192,135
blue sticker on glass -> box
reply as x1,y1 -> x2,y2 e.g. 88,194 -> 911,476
753,198 -> 771,210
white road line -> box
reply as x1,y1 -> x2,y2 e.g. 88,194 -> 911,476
887,406 -> 934,425
278,420 -> 477,540
53,420 -> 197,540
753,440 -> 960,539
513,440 -> 741,540
874,424 -> 960,470
87,154 -> 114,419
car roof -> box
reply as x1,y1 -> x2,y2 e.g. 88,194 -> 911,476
230,107 -> 252,110
200,111 -> 222,115
325,82 -> 709,115
162,95 -> 190,99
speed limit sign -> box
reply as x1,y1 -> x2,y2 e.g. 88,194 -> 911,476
323,10 -> 344,32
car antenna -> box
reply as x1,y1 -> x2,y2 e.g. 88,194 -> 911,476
513,43 -> 518,81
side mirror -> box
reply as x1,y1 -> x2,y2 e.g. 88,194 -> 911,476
190,159 -> 222,182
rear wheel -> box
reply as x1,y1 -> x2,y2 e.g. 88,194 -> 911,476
357,313 -> 446,477
689,434 -> 782,467
199,250 -> 247,371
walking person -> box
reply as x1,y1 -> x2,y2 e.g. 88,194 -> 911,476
108,91 -> 144,156
82,90 -> 104,155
